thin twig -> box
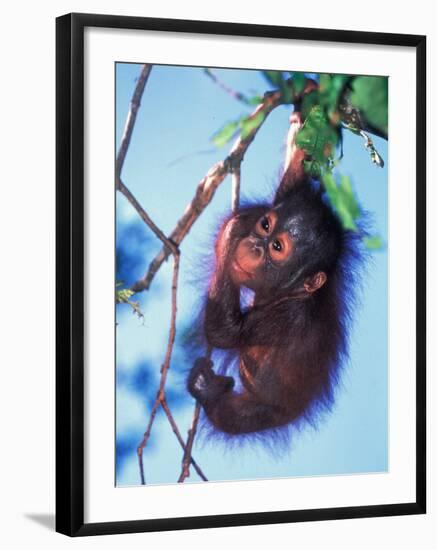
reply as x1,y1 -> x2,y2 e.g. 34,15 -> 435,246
117,176 -> 178,255
204,68 -> 252,105
116,64 -> 153,178
178,346 -> 213,483
178,402 -> 202,483
161,398 -> 208,481
179,131 -> 240,483
137,397 -> 161,485
137,252 -> 180,484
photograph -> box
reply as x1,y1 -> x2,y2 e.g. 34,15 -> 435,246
0,1 -> 432,547
115,63 -> 389,487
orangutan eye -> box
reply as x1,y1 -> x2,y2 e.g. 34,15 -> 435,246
272,239 -> 282,251
260,217 -> 270,232
269,235 -> 292,262
256,213 -> 278,238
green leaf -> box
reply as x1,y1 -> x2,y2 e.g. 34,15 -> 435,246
240,111 -> 266,140
116,284 -> 144,320
296,105 -> 339,171
348,76 -> 388,136
262,70 -> 292,103
339,174 -> 361,219
262,70 -> 285,88
301,90 -> 320,120
211,110 -> 267,148
247,95 -> 263,105
318,74 -> 350,119
364,235 -> 383,250
211,118 -> 243,147
116,288 -> 135,302
322,173 -> 361,231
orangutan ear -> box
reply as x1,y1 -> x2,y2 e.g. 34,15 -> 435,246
304,271 -> 327,293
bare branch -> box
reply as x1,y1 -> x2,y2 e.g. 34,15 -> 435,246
136,351 -> 208,485
117,176 -> 178,255
204,68 -> 252,105
116,64 -> 153,178
161,398 -> 208,481
177,345 -> 213,483
137,251 -> 180,484
137,397 -> 161,485
178,402 -> 202,483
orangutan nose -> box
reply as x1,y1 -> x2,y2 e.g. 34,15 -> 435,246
234,238 -> 265,272
249,242 -> 264,259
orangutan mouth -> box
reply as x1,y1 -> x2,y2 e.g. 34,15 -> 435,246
231,259 -> 254,280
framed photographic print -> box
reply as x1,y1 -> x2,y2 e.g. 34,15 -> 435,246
56,12 -> 426,536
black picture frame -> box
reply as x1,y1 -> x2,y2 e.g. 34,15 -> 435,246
56,12 -> 426,537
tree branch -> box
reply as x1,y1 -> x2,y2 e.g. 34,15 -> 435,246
178,403 -> 202,483
137,251 -> 180,484
116,64 -> 153,178
204,68 -> 252,105
161,398 -> 207,482
117,176 -> 178,255
136,251 -> 207,484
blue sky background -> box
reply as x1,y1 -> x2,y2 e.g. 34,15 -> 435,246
115,63 -> 388,486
